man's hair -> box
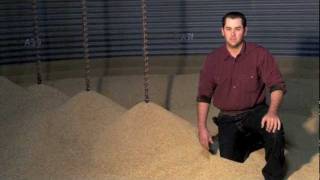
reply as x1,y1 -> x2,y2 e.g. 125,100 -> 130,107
222,12 -> 247,28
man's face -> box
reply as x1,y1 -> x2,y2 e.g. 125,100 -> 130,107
221,17 -> 247,49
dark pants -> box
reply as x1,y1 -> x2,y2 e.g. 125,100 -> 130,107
214,104 -> 285,180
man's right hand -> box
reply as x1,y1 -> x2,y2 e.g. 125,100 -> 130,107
198,127 -> 213,150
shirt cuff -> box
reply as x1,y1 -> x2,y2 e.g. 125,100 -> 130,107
270,83 -> 287,94
196,95 -> 212,103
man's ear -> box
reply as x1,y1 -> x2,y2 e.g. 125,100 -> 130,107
244,27 -> 248,36
221,27 -> 225,37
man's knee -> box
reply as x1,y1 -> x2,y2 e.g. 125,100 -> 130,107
220,150 -> 246,163
264,129 -> 286,160
219,142 -> 247,163
264,127 -> 285,145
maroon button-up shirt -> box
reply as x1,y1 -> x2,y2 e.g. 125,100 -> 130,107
197,42 -> 286,111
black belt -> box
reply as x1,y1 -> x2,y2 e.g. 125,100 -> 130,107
214,103 -> 268,126
220,103 -> 268,117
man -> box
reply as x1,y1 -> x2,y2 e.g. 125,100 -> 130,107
197,12 -> 286,180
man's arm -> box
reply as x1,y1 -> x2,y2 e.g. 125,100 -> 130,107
197,102 -> 213,149
196,54 -> 216,149
258,49 -> 286,133
261,90 -> 284,133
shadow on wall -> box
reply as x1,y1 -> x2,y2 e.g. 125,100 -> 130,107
165,0 -> 188,110
282,109 -> 318,178
296,36 -> 319,57
96,1 -> 112,93
282,36 -> 319,177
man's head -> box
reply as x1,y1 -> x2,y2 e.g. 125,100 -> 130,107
221,12 -> 247,49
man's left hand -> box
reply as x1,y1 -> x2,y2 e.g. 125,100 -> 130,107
261,112 -> 281,133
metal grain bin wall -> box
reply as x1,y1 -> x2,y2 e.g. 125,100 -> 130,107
0,0 -> 84,64
0,0 -> 319,65
146,0 -> 319,56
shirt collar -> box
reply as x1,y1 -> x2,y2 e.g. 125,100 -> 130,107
223,41 -> 247,61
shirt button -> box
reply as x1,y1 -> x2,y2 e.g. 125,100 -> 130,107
233,85 -> 236,88
250,75 -> 254,79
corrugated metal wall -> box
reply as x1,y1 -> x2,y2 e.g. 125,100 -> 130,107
0,1 -> 34,64
147,0 -> 319,56
0,0 -> 84,64
0,0 -> 319,65
86,1 -> 143,58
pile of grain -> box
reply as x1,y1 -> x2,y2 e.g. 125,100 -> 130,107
23,91 -> 126,179
0,77 -> 69,122
1,74 -> 318,179
0,78 -> 70,180
0,76 -> 31,120
0,77 -> 127,179
27,84 -> 69,111
0,77 -> 32,180
92,102 -> 265,179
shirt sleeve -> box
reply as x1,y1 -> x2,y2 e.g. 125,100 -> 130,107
258,49 -> 287,94
196,55 -> 216,103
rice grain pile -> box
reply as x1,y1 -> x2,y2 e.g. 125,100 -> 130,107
23,91 -> 126,179
0,76 -> 31,120
92,102 -> 266,179
1,75 -> 318,179
0,79 -> 70,180
27,84 -> 69,111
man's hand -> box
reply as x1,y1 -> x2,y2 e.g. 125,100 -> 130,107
198,127 -> 213,150
261,112 -> 281,133
262,89 -> 284,133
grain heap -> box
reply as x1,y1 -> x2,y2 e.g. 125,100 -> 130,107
92,102 -> 266,179
1,74 -> 318,179
0,77 -> 32,180
0,76 -> 31,120
0,79 -> 70,180
0,77 -> 69,121
27,84 -> 69,112
24,91 -> 126,179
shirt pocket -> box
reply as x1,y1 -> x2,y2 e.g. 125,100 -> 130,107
238,74 -> 259,92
